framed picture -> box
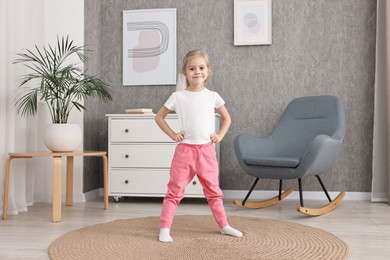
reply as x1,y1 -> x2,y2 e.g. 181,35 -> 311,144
234,0 -> 272,45
123,8 -> 177,86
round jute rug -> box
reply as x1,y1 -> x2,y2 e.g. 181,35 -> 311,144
48,215 -> 349,260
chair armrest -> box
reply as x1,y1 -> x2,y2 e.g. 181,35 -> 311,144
298,134 -> 343,176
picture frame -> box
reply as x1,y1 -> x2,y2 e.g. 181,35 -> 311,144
234,0 -> 272,46
123,8 -> 177,86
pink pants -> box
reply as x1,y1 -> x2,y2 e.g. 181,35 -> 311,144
160,142 -> 228,229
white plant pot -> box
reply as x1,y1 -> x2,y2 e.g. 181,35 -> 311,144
44,124 -> 82,152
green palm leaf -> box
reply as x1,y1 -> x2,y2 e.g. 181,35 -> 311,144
13,36 -> 112,124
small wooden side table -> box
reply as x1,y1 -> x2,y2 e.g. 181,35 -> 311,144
2,151 -> 108,222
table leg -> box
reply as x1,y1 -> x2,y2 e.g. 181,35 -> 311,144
52,156 -> 62,222
102,155 -> 109,210
66,156 -> 74,206
2,156 -> 13,220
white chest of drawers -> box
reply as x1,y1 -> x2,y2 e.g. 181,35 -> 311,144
106,114 -> 220,201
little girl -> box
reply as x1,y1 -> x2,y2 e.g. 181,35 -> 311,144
155,50 -> 243,243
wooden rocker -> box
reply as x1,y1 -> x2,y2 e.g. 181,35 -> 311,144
233,96 -> 346,216
233,179 -> 294,209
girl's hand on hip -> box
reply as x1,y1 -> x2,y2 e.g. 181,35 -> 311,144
172,131 -> 185,142
210,133 -> 222,143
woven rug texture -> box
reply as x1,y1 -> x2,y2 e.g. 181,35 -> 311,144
48,215 -> 349,260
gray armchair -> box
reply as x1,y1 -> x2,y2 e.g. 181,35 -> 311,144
233,95 -> 346,215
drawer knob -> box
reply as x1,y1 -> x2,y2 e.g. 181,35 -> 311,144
125,180 -> 129,184
192,181 -> 197,185
124,128 -> 129,133
125,154 -> 129,158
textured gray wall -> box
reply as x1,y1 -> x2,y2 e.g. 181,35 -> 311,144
84,0 -> 376,193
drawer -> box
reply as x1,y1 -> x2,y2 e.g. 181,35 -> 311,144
185,177 -> 204,195
110,118 -> 180,142
110,169 -> 169,194
109,169 -> 203,196
110,144 -> 177,168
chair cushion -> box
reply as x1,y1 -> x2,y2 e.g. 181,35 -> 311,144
244,156 -> 300,168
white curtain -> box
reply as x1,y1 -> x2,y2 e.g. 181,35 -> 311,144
0,0 -> 46,216
1,0 -> 85,217
372,0 -> 390,203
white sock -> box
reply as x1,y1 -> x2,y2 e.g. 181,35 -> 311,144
220,225 -> 243,237
159,228 -> 173,243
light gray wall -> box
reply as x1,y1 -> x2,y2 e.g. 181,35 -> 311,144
84,0 -> 376,194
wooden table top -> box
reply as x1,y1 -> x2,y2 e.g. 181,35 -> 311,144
8,151 -> 107,157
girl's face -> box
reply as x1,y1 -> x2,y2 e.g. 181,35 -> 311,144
184,56 -> 209,88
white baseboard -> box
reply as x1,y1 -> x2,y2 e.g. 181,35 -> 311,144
222,190 -> 371,201
83,188 -> 103,201
371,192 -> 389,202
81,189 -> 372,202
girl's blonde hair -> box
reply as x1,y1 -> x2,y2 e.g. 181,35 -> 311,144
181,50 -> 212,86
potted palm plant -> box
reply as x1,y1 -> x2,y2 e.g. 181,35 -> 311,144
13,36 -> 112,151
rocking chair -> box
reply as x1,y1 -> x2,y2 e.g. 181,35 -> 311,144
233,95 -> 346,216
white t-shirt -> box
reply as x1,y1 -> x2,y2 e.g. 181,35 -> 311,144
164,88 -> 225,144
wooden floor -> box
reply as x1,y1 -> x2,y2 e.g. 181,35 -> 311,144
1,197 -> 389,260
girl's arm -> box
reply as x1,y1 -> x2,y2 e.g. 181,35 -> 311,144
211,105 -> 231,143
155,106 -> 185,142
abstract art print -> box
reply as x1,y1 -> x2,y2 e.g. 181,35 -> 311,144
123,8 -> 176,86
234,0 -> 272,45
